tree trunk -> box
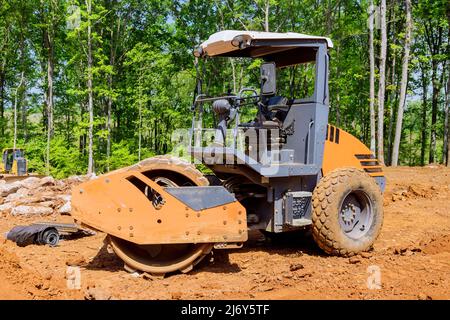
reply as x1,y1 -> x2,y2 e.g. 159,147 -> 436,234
444,10 -> 450,166
335,46 -> 341,126
391,0 -> 412,166
420,64 -> 428,166
230,58 -> 236,93
138,71 -> 143,161
425,21 -> 444,164
444,70 -> 449,166
107,40 -> 115,172
19,7 -> 27,143
264,0 -> 269,32
86,0 -> 94,174
0,26 -> 8,137
106,0 -> 119,172
13,72 -> 25,150
377,0 -> 387,164
429,61 -> 439,164
368,0 -> 376,154
0,66 -> 5,136
386,3 -> 397,166
44,9 -> 54,176
428,57 -> 446,164
46,42 -> 54,175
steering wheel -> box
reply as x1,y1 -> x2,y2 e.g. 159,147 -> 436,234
237,88 -> 259,107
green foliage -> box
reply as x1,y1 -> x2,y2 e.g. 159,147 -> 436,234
0,0 -> 448,178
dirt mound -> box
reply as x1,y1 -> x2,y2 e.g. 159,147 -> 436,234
421,235 -> 450,255
0,245 -> 53,299
387,184 -> 444,202
0,243 -> 81,299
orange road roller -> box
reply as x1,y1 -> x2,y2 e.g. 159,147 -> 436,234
72,30 -> 385,275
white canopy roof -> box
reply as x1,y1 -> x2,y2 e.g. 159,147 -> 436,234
195,30 -> 333,58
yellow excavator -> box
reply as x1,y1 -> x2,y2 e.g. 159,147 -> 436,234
0,148 -> 28,175
0,148 -> 48,183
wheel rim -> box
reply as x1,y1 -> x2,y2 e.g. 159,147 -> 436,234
110,169 -> 213,274
339,190 -> 373,240
44,230 -> 60,246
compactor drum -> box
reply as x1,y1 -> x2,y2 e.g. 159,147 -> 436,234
72,30 -> 385,275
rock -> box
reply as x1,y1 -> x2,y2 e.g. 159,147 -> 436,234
359,252 -> 372,259
297,272 -> 313,278
18,177 -> 41,189
171,292 -> 182,300
56,194 -> 71,202
84,287 -> 112,300
65,255 -> 86,266
0,183 -> 20,197
14,196 -> 41,205
38,176 -> 55,187
37,191 -> 58,201
11,205 -> 53,216
67,175 -> 84,183
58,201 -> 71,214
348,256 -> 361,264
4,192 -> 27,203
38,201 -> 56,208
88,173 -> 97,180
16,187 -> 31,195
142,272 -> 165,280
289,263 -> 304,271
418,293 -> 432,300
0,202 -> 14,213
260,285 -> 274,292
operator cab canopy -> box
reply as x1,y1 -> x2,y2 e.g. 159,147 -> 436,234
194,30 -> 333,67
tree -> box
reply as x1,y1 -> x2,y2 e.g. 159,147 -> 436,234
38,0 -> 60,175
377,0 -> 387,164
444,69 -> 449,165
417,0 -> 448,164
368,0 -> 376,154
444,2 -> 450,166
392,0 -> 413,166
86,0 -> 94,174
13,72 -> 24,149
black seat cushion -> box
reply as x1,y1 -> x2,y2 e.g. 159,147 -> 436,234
267,96 -> 289,111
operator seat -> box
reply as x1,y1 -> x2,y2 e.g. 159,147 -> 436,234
239,95 -> 290,129
265,96 -> 289,123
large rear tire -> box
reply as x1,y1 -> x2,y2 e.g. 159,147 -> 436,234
107,156 -> 213,275
311,167 -> 383,256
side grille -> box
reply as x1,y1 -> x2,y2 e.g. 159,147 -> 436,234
327,125 -> 340,144
354,154 -> 383,174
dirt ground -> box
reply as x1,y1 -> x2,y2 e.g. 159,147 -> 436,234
0,166 -> 449,300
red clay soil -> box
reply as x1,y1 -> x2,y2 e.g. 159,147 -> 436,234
0,166 -> 449,300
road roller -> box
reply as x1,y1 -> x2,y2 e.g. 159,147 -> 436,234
72,30 -> 385,275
